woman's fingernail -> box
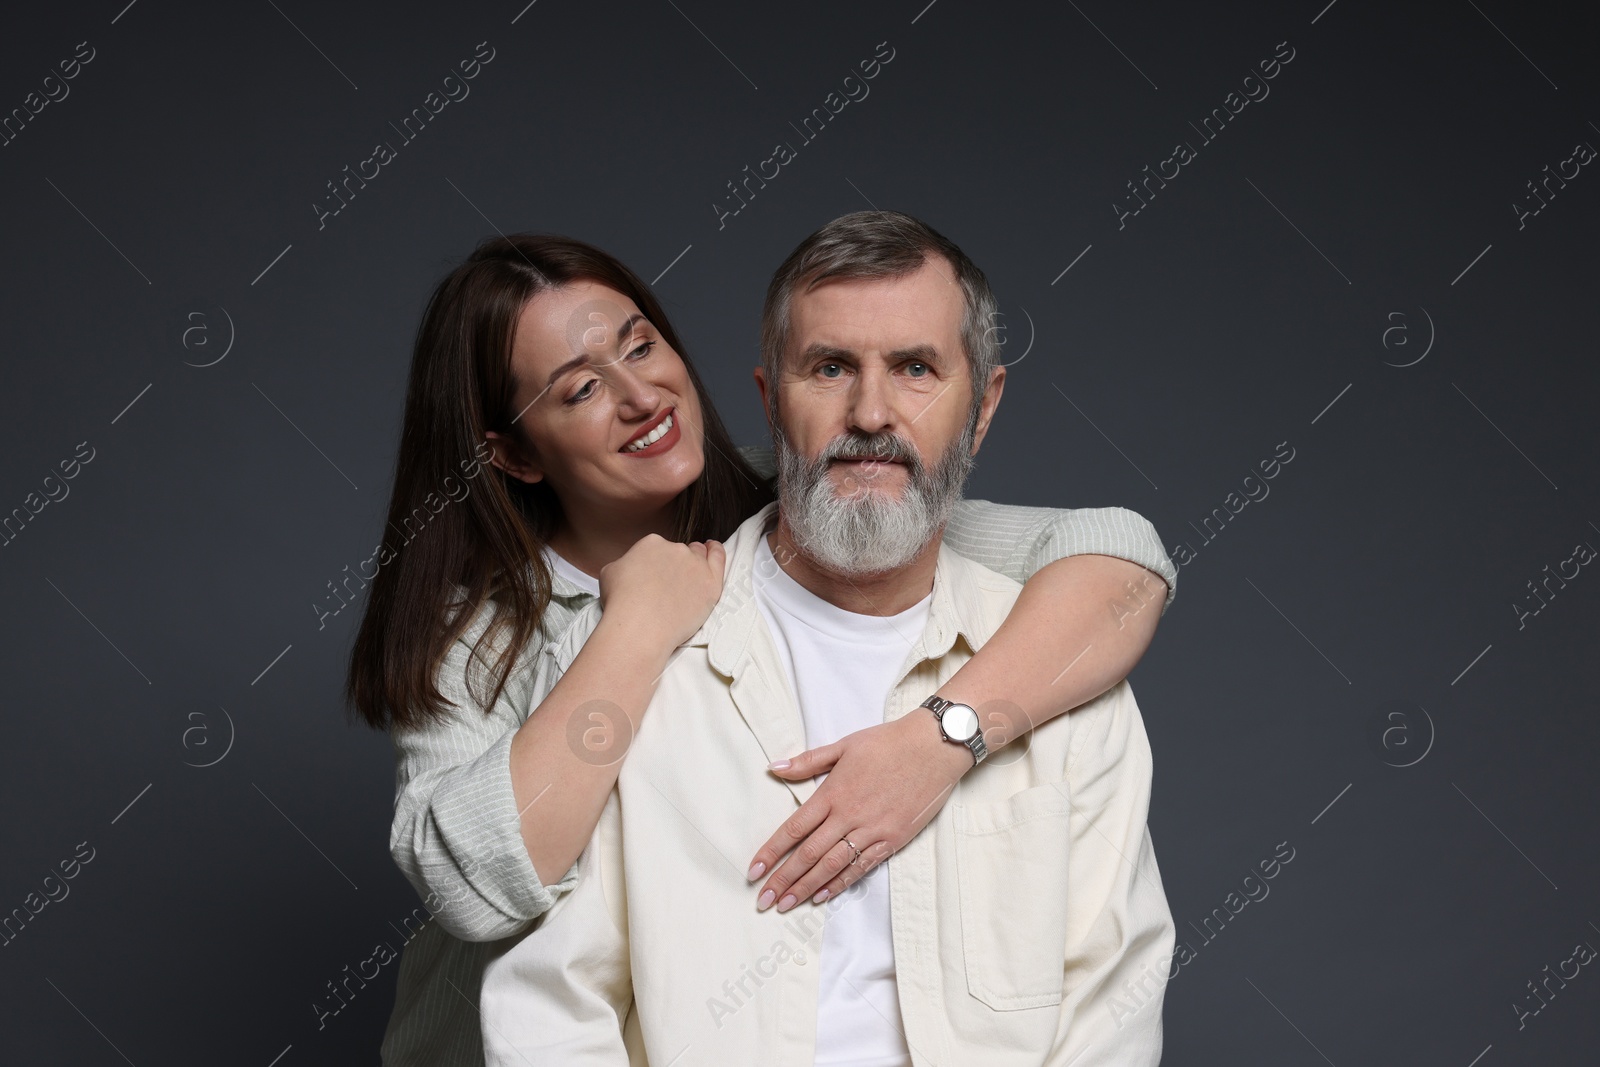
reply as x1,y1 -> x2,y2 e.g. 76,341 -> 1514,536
768,759 -> 791,770
746,862 -> 766,882
777,893 -> 796,913
757,889 -> 775,911
812,888 -> 831,903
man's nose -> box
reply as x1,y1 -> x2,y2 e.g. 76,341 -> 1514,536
846,364 -> 894,436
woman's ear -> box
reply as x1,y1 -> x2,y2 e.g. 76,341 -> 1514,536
483,431 -> 544,484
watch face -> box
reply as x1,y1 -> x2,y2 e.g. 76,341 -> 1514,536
941,703 -> 980,743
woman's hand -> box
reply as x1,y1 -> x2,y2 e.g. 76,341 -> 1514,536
745,710 -> 973,912
597,534 -> 725,647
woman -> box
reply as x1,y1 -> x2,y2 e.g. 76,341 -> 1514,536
347,233 -> 1176,1065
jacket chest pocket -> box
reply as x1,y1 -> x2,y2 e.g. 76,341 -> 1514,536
952,781 -> 1072,1011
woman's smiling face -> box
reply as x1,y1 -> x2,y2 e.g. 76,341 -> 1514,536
488,280 -> 707,521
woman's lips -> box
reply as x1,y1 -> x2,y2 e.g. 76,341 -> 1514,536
620,408 -> 680,457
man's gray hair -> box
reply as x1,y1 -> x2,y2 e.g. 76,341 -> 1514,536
759,210 -> 999,424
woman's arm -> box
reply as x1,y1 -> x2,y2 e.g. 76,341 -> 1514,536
746,501 -> 1175,912
942,500 -> 1175,615
390,537 -> 723,942
932,500 -> 1172,747
388,599 -> 576,944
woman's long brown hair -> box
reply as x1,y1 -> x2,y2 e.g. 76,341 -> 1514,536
346,234 -> 773,732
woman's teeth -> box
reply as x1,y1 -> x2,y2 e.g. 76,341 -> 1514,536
623,413 -> 674,452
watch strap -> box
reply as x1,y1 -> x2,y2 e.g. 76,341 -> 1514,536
918,696 -> 987,765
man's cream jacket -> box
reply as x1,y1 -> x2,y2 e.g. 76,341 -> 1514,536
480,501 -> 1175,1066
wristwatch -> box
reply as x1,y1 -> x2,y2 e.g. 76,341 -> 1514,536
919,695 -> 988,766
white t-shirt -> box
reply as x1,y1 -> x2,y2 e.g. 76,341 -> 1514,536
752,534 -> 929,1067
542,545 -> 600,597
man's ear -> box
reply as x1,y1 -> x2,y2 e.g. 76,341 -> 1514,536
968,365 -> 1006,455
753,366 -> 772,431
483,430 -> 545,484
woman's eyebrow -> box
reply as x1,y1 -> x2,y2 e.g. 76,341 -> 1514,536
541,313 -> 648,389
614,313 -> 645,345
543,353 -> 591,389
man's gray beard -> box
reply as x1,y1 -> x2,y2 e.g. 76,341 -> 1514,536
773,417 -> 977,578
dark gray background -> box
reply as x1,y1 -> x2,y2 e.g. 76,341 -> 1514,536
3,0 -> 1597,1063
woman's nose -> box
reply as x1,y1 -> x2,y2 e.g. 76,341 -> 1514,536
613,363 -> 662,415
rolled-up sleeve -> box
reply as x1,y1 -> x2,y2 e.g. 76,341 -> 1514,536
389,601 -> 580,942
944,501 -> 1178,616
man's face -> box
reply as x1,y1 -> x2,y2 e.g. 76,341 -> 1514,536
755,254 -> 1005,575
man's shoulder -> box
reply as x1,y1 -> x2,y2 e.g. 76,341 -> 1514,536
946,546 -> 1024,591
935,540 -> 1024,650
939,539 -> 1024,597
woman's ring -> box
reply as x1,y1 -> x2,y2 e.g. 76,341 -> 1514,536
842,838 -> 862,865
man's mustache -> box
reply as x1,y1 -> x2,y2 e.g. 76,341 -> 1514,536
815,432 -> 923,474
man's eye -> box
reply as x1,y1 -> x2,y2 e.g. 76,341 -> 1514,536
819,363 -> 844,378
906,362 -> 930,377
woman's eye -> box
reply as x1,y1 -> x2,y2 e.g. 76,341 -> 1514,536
567,379 -> 597,404
627,340 -> 656,360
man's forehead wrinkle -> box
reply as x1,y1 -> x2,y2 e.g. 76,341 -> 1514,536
795,289 -> 944,326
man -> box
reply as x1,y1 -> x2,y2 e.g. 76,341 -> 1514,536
479,211 -> 1175,1065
